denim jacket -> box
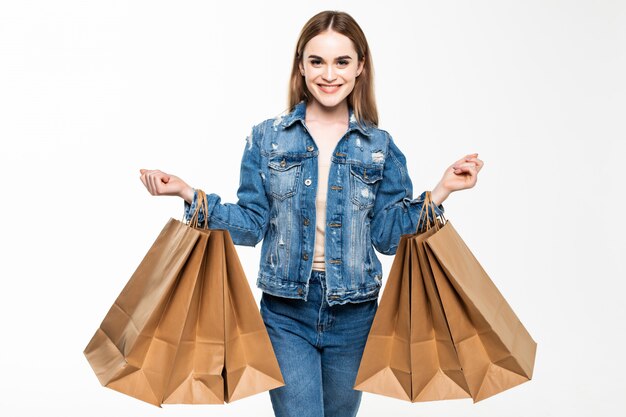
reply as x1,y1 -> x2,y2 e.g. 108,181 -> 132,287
184,100 -> 444,306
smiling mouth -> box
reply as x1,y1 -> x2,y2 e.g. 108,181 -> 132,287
318,84 -> 342,93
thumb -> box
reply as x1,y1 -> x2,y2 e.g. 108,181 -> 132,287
162,174 -> 170,183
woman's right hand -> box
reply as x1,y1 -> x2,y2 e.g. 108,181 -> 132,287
139,169 -> 195,203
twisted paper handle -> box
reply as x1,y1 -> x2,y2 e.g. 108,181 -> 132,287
185,189 -> 210,229
415,190 -> 446,234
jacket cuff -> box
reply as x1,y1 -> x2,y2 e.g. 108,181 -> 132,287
183,188 -> 223,227
184,188 -> 202,223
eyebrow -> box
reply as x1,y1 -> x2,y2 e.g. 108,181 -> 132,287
307,55 -> 353,60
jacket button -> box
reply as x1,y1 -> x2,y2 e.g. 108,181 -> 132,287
297,288 -> 303,295
280,159 -> 286,167
303,218 -> 310,226
303,253 -> 309,260
307,145 -> 314,152
304,178 -> 312,186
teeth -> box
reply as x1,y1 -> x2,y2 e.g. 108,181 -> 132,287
319,84 -> 341,93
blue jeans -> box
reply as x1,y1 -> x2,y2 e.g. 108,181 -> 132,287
260,270 -> 378,417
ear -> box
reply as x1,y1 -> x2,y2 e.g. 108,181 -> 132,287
357,58 -> 365,77
298,60 -> 304,75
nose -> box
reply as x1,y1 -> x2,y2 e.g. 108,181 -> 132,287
323,65 -> 336,83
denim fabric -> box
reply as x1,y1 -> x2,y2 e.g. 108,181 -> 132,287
260,270 -> 377,417
184,100 -> 445,306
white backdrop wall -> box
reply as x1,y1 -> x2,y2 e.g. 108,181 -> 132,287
1,1 -> 624,416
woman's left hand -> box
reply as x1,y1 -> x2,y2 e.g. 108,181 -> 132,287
440,153 -> 484,192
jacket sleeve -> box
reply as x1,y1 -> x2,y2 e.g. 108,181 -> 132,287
370,133 -> 445,255
183,123 -> 269,247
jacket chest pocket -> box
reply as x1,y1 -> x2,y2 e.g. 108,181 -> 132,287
268,153 -> 303,200
349,163 -> 383,209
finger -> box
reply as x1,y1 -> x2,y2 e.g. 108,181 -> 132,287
456,160 -> 481,172
145,170 -> 163,195
152,174 -> 164,195
140,169 -> 153,184
453,165 -> 478,175
453,162 -> 478,170
462,156 -> 481,164
469,165 -> 478,184
467,158 -> 483,171
154,172 -> 169,194
146,172 -> 154,195
455,168 -> 477,185
460,153 -> 478,161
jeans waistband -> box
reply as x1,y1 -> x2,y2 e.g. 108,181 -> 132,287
310,269 -> 325,284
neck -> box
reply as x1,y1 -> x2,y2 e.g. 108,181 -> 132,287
305,99 -> 349,124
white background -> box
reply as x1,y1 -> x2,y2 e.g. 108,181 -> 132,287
1,1 -> 624,416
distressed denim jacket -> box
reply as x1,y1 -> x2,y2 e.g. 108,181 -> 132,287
184,100 -> 444,306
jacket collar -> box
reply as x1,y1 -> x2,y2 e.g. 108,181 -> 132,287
279,100 -> 372,137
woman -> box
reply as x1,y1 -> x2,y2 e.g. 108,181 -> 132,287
140,10 -> 483,417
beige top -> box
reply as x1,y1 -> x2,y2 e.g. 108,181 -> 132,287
311,135 -> 340,271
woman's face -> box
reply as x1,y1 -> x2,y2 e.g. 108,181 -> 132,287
299,30 -> 364,111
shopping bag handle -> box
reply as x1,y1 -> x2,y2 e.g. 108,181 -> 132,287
415,190 -> 447,234
185,189 -> 210,229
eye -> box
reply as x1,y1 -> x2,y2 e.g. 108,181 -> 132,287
310,59 -> 322,66
338,60 -> 349,66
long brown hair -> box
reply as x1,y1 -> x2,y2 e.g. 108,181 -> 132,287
288,10 -> 378,127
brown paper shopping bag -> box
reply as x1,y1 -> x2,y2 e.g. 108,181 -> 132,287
354,203 -> 470,401
355,191 -> 536,403
221,231 -> 285,402
409,228 -> 471,401
163,228 -> 285,404
84,190 -> 284,406
161,226 -> 227,404
353,234 -> 412,400
83,218 -> 204,406
424,219 -> 537,402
